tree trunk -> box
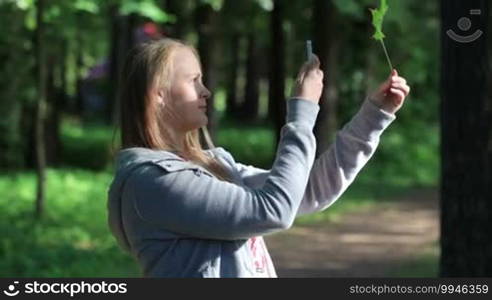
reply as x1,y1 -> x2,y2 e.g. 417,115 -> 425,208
75,15 -> 85,119
163,0 -> 190,39
108,6 -> 136,126
312,0 -> 340,158
34,0 -> 47,219
440,0 -> 492,276
44,54 -> 61,166
0,7 -> 27,169
58,40 -> 68,112
269,0 -> 286,146
195,3 -> 218,146
225,34 -> 241,118
242,33 -> 260,120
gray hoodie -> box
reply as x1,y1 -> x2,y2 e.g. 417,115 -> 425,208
107,97 -> 396,277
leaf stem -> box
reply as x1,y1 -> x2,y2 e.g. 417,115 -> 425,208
380,39 -> 393,72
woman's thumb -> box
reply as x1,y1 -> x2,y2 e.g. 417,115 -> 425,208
307,54 -> 320,71
380,72 -> 393,93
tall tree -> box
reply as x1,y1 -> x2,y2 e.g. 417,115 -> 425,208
269,0 -> 287,145
312,0 -> 341,157
440,0 -> 492,276
242,33 -> 260,119
219,0 -> 250,119
34,0 -> 47,219
224,33 -> 241,118
163,0 -> 190,39
0,3 -> 31,169
195,2 -> 219,145
107,4 -> 138,126
44,53 -> 62,166
74,13 -> 85,119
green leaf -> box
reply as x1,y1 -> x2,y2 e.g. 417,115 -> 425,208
370,0 -> 389,41
74,0 -> 100,14
201,0 -> 224,11
13,0 -> 34,10
120,0 -> 175,23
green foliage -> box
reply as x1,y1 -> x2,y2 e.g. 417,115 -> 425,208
0,0 -> 443,277
60,119 -> 116,171
58,115 -> 277,171
370,0 -> 389,41
374,123 -> 439,187
120,0 -> 175,23
217,117 -> 276,169
73,0 -> 100,14
370,0 -> 393,71
200,0 -> 224,11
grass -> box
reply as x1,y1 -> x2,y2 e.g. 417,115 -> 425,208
387,242 -> 439,277
0,169 -> 140,277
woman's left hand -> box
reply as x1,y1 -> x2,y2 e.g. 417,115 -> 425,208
370,69 -> 410,115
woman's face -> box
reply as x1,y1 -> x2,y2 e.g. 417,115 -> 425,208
161,47 -> 211,132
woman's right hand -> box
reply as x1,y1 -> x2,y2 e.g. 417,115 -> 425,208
291,54 -> 324,105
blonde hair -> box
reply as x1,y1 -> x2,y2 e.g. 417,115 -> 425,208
115,38 -> 233,183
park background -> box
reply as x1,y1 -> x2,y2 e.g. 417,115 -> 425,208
1,0 -> 490,277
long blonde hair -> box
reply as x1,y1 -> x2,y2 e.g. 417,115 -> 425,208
116,38 -> 233,183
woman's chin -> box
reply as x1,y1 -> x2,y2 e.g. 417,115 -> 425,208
201,115 -> 208,125
194,118 -> 207,129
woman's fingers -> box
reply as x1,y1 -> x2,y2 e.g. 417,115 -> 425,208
299,54 -> 320,73
390,82 -> 410,96
297,55 -> 323,83
389,88 -> 405,101
391,76 -> 407,86
307,54 -> 320,70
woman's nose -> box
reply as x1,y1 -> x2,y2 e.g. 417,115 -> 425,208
201,86 -> 211,99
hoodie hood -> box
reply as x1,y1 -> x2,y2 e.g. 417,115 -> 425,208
107,147 -> 218,253
107,147 -> 186,253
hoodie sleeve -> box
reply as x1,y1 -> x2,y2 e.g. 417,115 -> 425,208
231,98 -> 396,216
126,98 -> 319,241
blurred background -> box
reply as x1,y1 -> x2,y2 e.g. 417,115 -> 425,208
1,0 -> 487,278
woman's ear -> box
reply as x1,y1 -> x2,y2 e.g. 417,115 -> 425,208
156,88 -> 166,106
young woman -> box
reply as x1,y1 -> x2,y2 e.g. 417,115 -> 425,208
107,38 -> 410,278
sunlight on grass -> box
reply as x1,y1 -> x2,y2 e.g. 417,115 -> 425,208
0,169 -> 140,277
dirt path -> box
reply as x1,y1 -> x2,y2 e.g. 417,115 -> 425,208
265,188 -> 439,277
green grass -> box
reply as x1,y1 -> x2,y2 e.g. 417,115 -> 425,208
0,169 -> 140,277
388,242 -> 439,277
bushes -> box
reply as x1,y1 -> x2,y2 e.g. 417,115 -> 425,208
60,119 -> 117,171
